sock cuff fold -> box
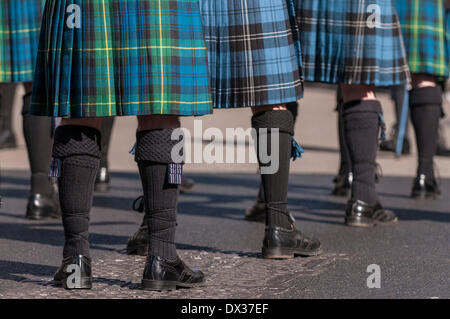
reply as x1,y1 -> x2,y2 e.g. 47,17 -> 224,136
342,100 -> 382,116
251,110 -> 294,135
135,128 -> 183,163
53,125 -> 101,159
410,86 -> 443,107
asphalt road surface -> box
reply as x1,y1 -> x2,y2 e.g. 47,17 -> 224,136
0,170 -> 448,299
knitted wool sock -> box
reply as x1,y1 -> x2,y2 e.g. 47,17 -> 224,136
22,92 -> 53,196
338,101 -> 352,176
135,128 -> 183,260
53,125 -> 101,258
100,117 -> 115,168
409,86 -> 442,178
252,110 -> 294,229
256,103 -> 299,203
342,100 -> 382,205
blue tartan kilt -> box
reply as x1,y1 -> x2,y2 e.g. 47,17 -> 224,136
0,0 -> 43,83
200,0 -> 304,109
296,0 -> 410,86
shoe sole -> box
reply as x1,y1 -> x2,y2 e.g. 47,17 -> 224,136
262,246 -> 322,259
411,191 -> 441,200
54,277 -> 93,290
25,206 -> 58,220
345,220 -> 375,228
345,217 -> 398,227
141,279 -> 205,291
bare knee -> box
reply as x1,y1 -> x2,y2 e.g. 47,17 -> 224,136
60,118 -> 103,130
251,104 -> 288,115
137,115 -> 180,131
340,84 -> 377,103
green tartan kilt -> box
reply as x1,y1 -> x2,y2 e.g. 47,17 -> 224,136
31,0 -> 213,118
395,0 -> 449,79
0,0 -> 43,83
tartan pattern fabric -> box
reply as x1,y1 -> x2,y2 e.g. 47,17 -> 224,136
200,0 -> 304,109
31,0 -> 212,118
447,6 -> 450,70
296,0 -> 410,86
0,0 -> 43,83
396,0 -> 449,79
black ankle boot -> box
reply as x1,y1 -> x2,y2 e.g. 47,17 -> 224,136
94,166 -> 110,193
244,183 -> 265,222
180,177 -> 195,194
345,200 -> 398,227
244,198 -> 266,222
411,175 -> 441,199
0,129 -> 17,149
141,255 -> 205,291
380,135 -> 411,155
53,255 -> 92,289
25,193 -> 60,220
127,224 -> 148,256
262,204 -> 321,259
331,173 -> 353,197
26,174 -> 60,220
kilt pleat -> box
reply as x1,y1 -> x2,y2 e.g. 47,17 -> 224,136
297,0 -> 411,86
31,0 -> 213,118
0,0 -> 43,83
200,0 -> 304,109
395,0 -> 449,79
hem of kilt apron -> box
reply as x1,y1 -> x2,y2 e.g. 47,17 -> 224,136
296,0 -> 411,87
28,0 -> 213,118
395,0 -> 450,82
0,0 -> 43,84
200,0 -> 304,109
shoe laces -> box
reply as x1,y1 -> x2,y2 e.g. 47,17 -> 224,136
266,201 -> 296,224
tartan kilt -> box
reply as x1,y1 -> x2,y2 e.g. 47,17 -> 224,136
447,7 -> 450,70
30,0 -> 213,118
395,0 -> 449,80
296,0 -> 410,86
0,0 -> 43,83
200,0 -> 304,109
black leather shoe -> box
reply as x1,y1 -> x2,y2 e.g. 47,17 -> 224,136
436,143 -> 450,157
141,255 -> 205,291
0,130 -> 17,149
332,173 -> 352,197
411,175 -> 441,199
180,177 -> 195,194
262,224 -> 322,259
380,136 -> 411,155
126,223 -> 148,256
94,167 -> 110,193
244,199 -> 266,222
53,255 -> 92,289
25,193 -> 60,220
345,200 -> 398,227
